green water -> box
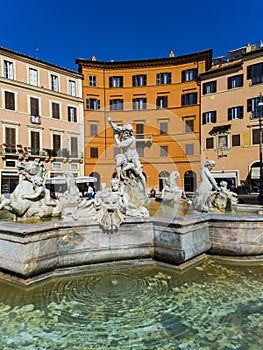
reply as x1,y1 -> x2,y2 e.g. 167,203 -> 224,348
0,259 -> 262,349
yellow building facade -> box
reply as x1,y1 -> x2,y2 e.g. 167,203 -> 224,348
76,50 -> 212,193
200,43 -> 263,191
0,46 -> 84,194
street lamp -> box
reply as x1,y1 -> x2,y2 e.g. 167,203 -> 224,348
258,94 -> 263,204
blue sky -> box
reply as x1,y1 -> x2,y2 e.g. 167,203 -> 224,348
1,0 -> 263,71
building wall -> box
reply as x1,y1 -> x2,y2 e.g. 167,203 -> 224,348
77,50 -> 212,192
0,47 -> 84,194
201,44 -> 263,190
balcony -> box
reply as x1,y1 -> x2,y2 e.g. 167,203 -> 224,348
30,115 -> 41,124
135,134 -> 153,142
0,145 -> 84,163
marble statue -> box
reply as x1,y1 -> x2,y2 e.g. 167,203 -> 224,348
58,171 -> 81,220
192,160 -> 220,212
78,177 -> 149,231
161,171 -> 186,203
210,180 -> 238,212
0,159 -> 60,219
108,116 -> 148,205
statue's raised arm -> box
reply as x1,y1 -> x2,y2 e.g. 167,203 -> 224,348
108,116 -> 122,134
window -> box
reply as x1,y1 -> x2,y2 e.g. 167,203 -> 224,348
202,111 -> 216,124
68,106 -> 77,122
228,106 -> 243,120
31,131 -> 40,155
156,72 -> 171,85
156,96 -> 168,109
110,99 -> 123,111
52,102 -> 60,119
185,119 -> 194,133
185,144 -> 194,156
132,98 -> 146,110
232,134 -> 240,147
247,63 -> 263,85
203,81 -> 217,94
90,124 -> 98,136
247,97 -> 261,118
160,145 -> 168,157
53,134 -> 61,151
68,80 -> 76,96
182,68 -> 198,82
89,75 -> 96,87
136,124 -> 144,139
90,147 -> 98,158
29,68 -> 38,86
5,127 -> 16,149
109,76 -> 123,88
4,60 -> 14,79
252,129 -> 260,145
70,137 -> 78,157
5,91 -> 15,110
86,98 -> 100,110
182,92 -> 197,106
132,74 -> 147,86
51,74 -> 59,92
30,97 -> 39,116
160,122 -> 168,135
228,74 -> 243,89
206,137 -> 214,149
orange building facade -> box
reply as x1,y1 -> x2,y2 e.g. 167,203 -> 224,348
0,46 -> 84,194
200,43 -> 263,191
76,50 -> 212,193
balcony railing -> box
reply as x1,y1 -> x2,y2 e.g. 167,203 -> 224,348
0,145 -> 83,162
135,134 -> 153,142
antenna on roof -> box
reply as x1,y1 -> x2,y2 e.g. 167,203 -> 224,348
35,48 -> 39,59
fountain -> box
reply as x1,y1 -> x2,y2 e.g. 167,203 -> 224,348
0,119 -> 263,348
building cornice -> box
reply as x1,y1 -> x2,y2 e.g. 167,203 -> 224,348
0,46 -> 82,79
76,49 -> 213,71
199,60 -> 242,80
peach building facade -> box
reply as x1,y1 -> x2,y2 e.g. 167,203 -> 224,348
0,46 -> 84,194
76,49 -> 212,193
200,43 -> 263,191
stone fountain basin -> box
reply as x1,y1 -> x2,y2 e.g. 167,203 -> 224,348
0,208 -> 263,281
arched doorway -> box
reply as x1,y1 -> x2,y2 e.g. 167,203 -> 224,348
159,171 -> 169,192
89,172 -> 100,192
184,171 -> 197,192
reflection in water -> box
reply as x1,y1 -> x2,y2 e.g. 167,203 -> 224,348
0,259 -> 262,349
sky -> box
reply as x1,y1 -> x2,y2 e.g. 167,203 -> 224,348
1,0 -> 263,71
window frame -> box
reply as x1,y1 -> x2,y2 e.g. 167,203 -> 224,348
86,98 -> 100,110
227,74 -> 243,89
109,76 -> 123,88
132,74 -> 147,87
132,98 -> 147,110
68,106 -> 77,122
203,81 -> 217,95
202,111 -> 217,124
182,68 -> 198,82
156,96 -> 168,109
182,92 -> 198,106
29,68 -> 38,86
90,147 -> 98,158
50,74 -> 59,92
156,72 -> 172,85
4,91 -> 15,110
110,99 -> 124,111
